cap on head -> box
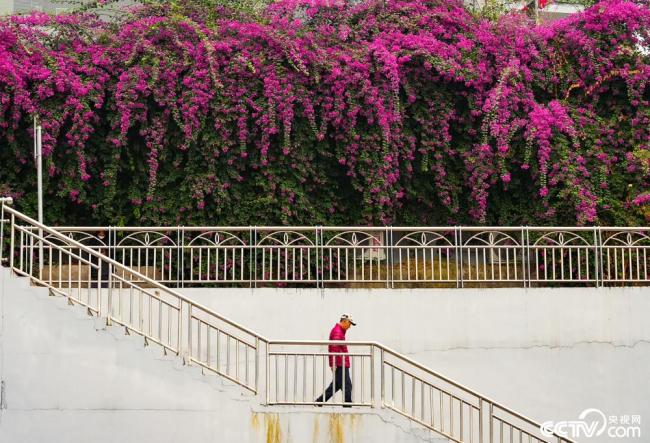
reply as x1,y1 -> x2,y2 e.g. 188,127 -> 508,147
340,314 -> 356,326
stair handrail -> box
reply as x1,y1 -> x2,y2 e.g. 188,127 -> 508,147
0,203 -> 268,341
0,198 -> 576,443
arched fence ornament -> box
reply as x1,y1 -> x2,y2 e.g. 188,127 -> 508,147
529,230 -> 596,284
186,231 -> 248,283
601,230 -> 650,283
256,230 -> 318,284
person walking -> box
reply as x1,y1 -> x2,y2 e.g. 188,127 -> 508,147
315,314 -> 356,406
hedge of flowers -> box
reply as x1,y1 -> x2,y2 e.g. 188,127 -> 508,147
0,0 -> 648,226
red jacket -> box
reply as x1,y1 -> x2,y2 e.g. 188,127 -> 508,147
328,323 -> 350,368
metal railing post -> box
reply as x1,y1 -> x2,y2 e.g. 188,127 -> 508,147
521,227 -> 527,288
479,397 -> 484,443
370,345 -> 375,407
108,227 -> 113,261
10,213 -> 15,271
595,227 -> 602,287
388,227 -> 394,289
380,347 -> 385,408
265,341 -> 271,405
315,226 -> 321,289
177,300 -> 183,357
249,227 -> 254,288
177,228 -> 183,287
320,228 -> 325,289
457,227 -> 464,288
489,402 -> 493,443
186,302 -> 193,365
255,337 -> 260,394
0,197 -> 13,270
253,227 -> 258,288
106,263 -> 113,325
0,200 -> 6,265
525,227 -> 532,288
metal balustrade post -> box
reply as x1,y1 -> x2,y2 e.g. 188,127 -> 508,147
388,227 -> 394,289
265,341 -> 270,405
489,402 -> 493,443
186,302 -> 193,365
108,227 -> 113,261
249,227 -> 254,288
253,227 -> 258,289
27,231 -> 32,278
37,228 -> 43,282
521,227 -> 527,288
316,226 -> 321,290
177,228 -> 182,287
479,398 -> 484,443
0,198 -> 13,270
255,337 -> 260,395
379,347 -> 385,408
177,300 -> 183,357
20,228 -> 25,274
525,227 -> 532,289
452,227 -> 457,288
0,201 -> 6,266
106,263 -> 113,325
370,345 -> 375,407
456,227 -> 464,288
595,227 -> 601,288
10,214 -> 15,272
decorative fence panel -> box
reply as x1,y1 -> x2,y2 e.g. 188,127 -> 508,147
8,225 -> 646,288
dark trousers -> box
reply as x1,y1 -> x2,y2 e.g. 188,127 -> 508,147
315,366 -> 352,406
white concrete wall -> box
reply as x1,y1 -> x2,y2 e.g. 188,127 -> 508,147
0,267 -> 445,443
1,263 -> 648,443
182,286 -> 650,442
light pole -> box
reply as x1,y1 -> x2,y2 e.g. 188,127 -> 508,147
34,117 -> 43,226
34,117 -> 43,278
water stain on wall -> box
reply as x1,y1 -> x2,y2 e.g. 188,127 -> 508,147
251,412 -> 260,432
312,415 -> 320,443
326,413 -> 363,443
328,413 -> 344,443
254,411 -> 362,443
265,413 -> 282,443
251,412 -> 283,443
348,414 -> 360,433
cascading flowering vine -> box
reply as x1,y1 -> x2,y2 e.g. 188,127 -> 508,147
0,0 -> 648,226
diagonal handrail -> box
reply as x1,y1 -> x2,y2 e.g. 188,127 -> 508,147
1,200 -> 268,393
0,202 -> 265,339
0,198 -> 576,443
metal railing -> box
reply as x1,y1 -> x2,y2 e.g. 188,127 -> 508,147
0,197 -> 576,442
0,198 -> 262,393
11,225 -> 649,288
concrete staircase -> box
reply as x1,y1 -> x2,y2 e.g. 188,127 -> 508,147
0,200 -> 575,443
0,267 -> 447,443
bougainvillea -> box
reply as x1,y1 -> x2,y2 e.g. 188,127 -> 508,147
0,0 -> 648,226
